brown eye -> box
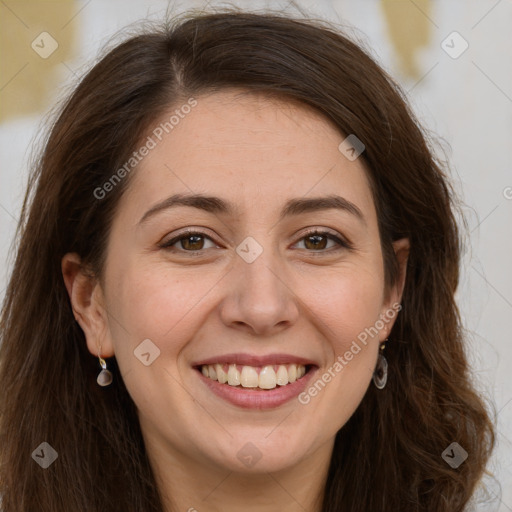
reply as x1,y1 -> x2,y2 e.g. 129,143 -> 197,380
294,231 -> 349,252
303,234 -> 329,250
180,234 -> 205,251
161,231 -> 217,252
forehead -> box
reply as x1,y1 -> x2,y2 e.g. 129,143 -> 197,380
120,90 -> 377,224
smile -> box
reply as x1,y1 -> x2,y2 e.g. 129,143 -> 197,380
193,354 -> 318,409
200,363 -> 308,390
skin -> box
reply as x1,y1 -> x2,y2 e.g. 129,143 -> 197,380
62,90 -> 409,512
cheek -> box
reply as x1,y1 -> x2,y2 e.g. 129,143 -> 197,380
294,265 -> 383,421
104,262 -> 221,366
301,262 -> 385,344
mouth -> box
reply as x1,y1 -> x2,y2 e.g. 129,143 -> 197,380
196,363 -> 311,390
192,354 -> 319,409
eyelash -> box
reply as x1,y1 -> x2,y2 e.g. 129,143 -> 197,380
159,228 -> 353,255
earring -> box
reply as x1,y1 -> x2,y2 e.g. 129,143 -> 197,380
372,339 -> 388,390
96,354 -> 113,387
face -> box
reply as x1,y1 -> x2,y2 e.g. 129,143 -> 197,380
66,90 -> 408,475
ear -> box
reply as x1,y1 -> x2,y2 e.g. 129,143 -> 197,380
61,253 -> 115,358
379,237 -> 410,341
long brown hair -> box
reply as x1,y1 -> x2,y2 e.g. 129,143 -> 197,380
0,10 -> 495,511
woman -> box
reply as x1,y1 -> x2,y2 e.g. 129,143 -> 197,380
0,10 -> 495,512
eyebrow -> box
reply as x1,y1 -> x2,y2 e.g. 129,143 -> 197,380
138,193 -> 365,225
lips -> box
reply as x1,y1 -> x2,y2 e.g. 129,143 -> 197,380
192,353 -> 319,409
192,352 -> 318,368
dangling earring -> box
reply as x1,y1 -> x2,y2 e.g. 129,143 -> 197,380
96,352 -> 113,387
373,339 -> 388,390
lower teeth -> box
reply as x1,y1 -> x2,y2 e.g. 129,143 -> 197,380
221,383 -> 289,390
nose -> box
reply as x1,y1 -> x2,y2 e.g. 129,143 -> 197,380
218,249 -> 300,337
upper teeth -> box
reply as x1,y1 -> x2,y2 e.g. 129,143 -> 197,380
201,363 -> 307,389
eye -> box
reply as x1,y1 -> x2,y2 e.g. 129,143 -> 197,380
160,230 -> 218,252
293,230 -> 351,252
159,228 -> 352,254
